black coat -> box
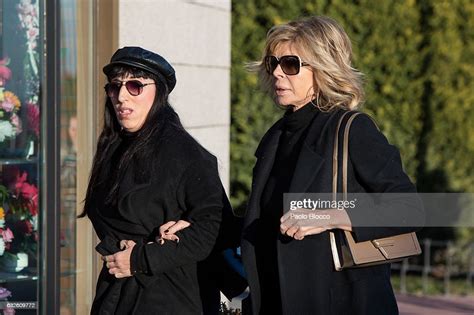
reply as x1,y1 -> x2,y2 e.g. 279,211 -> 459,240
88,125 -> 240,315
241,109 -> 424,315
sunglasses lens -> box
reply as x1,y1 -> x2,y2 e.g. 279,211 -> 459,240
264,55 -> 301,75
125,81 -> 143,96
265,56 -> 279,74
105,83 -> 120,98
280,56 -> 300,75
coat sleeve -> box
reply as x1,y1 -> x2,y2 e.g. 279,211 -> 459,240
130,157 -> 226,280
345,114 -> 425,242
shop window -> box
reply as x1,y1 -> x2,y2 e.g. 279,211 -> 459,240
0,0 -> 41,313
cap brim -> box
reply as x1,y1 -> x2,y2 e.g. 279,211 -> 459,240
103,60 -> 160,77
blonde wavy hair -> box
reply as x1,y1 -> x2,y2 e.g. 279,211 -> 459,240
249,16 -> 364,111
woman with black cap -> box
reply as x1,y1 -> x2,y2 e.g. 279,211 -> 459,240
79,46 -> 240,314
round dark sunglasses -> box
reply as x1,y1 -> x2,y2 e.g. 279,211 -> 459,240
104,80 -> 156,98
264,55 -> 310,75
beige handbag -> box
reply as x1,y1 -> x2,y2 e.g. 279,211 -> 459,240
329,112 -> 421,271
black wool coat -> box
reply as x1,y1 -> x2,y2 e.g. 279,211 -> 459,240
241,109 -> 424,315
88,124 -> 240,315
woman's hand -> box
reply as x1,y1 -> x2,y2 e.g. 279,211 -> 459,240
102,240 -> 136,278
156,220 -> 191,245
280,208 -> 352,240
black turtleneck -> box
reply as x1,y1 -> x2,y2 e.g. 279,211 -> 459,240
256,102 -> 319,314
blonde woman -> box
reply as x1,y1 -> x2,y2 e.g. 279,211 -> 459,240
240,16 -> 423,314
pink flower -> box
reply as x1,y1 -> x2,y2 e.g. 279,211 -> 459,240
0,287 -> 12,299
0,58 -> 11,81
26,102 -> 40,137
1,99 -> 15,112
3,306 -> 15,315
2,227 -> 14,242
10,113 -> 23,134
21,183 -> 39,216
28,27 -> 39,39
14,171 -> 28,192
0,66 -> 11,81
14,171 -> 38,197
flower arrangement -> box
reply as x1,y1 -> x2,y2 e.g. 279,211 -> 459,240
0,59 -> 23,144
0,167 -> 38,272
0,56 -> 39,158
17,0 -> 40,104
0,0 -> 41,158
0,0 -> 41,276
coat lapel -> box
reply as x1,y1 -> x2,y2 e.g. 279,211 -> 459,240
245,119 -> 284,223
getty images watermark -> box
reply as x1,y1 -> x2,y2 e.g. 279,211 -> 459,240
285,193 -> 474,228
0,301 -> 37,310
287,198 -> 357,221
289,198 -> 356,211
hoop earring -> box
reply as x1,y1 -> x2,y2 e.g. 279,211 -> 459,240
310,91 -> 321,109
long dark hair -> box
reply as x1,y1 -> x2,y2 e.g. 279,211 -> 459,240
79,66 -> 184,217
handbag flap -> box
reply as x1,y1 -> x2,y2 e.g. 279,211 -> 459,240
344,230 -> 386,264
345,230 -> 421,263
371,233 -> 421,259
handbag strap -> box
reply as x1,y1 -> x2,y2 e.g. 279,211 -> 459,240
333,111 -> 380,199
332,111 -> 352,201
342,113 -> 362,199
330,110 -> 357,271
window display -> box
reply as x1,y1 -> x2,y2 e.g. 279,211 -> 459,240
0,0 -> 41,312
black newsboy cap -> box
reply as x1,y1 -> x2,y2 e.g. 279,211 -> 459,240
103,46 -> 177,93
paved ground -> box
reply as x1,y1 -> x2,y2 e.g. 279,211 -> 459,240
225,293 -> 474,314
397,294 -> 474,315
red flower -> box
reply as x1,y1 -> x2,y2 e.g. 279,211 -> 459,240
15,220 -> 33,234
3,168 -> 39,217
20,182 -> 38,200
26,200 -> 38,216
26,102 -> 40,137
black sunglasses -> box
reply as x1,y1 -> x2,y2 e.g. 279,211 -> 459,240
264,55 -> 310,75
104,80 -> 156,98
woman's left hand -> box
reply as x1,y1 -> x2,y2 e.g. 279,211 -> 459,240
156,220 -> 191,245
103,240 -> 136,278
280,208 -> 352,240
